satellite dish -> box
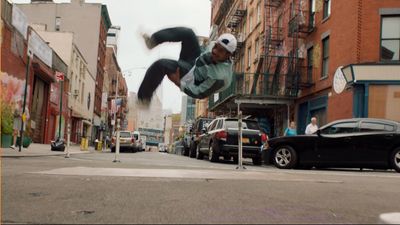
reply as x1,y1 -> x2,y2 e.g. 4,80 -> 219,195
333,66 -> 347,94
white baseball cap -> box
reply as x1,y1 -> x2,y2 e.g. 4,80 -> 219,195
217,33 -> 237,54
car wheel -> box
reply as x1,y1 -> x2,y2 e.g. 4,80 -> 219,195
208,143 -> 219,162
196,145 -> 204,160
273,145 -> 298,169
252,156 -> 262,166
390,147 -> 400,173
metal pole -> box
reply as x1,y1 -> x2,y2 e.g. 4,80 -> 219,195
113,118 -> 121,163
287,104 -> 290,129
58,80 -> 63,139
112,74 -> 119,135
19,53 -> 31,152
65,123 -> 70,158
236,102 -> 245,170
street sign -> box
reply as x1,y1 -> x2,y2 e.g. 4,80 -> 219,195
55,71 -> 64,81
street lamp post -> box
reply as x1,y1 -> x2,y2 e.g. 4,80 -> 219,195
113,74 -> 119,135
19,50 -> 32,152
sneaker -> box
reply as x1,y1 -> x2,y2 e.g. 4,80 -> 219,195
10,145 -> 15,149
142,33 -> 156,50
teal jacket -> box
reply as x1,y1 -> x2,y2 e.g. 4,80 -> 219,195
180,43 -> 233,99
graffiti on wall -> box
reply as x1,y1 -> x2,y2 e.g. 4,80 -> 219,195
1,72 -> 30,106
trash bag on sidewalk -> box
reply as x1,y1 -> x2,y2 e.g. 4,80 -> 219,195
51,138 -> 65,151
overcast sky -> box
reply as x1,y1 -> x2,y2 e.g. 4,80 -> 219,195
12,0 -> 212,113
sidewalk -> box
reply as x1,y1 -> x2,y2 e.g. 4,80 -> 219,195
0,143 -> 96,158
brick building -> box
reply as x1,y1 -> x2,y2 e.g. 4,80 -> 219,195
1,1 -> 69,144
105,46 -> 128,134
209,0 -> 400,136
17,0 -> 112,140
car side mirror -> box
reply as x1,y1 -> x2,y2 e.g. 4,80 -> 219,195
202,128 -> 207,134
316,129 -> 321,137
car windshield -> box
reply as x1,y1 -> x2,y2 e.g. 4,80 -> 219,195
225,120 -> 260,130
120,132 -> 131,138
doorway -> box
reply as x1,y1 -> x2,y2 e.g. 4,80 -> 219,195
31,77 -> 48,143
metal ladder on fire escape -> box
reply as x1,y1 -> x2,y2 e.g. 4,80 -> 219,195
226,0 -> 246,59
262,0 -> 285,96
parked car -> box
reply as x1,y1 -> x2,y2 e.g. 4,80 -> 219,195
158,143 -> 168,153
132,131 -> 143,152
110,131 -> 136,153
188,117 -> 214,158
266,118 -> 400,172
196,117 -> 263,165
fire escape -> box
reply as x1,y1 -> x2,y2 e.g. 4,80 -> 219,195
225,0 -> 246,59
262,0 -> 313,97
287,0 -> 314,89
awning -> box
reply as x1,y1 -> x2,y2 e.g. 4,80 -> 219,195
82,120 -> 92,126
341,63 -> 400,84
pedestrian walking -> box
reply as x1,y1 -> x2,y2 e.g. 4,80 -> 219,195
284,121 -> 297,136
138,27 -> 237,104
305,117 -> 318,135
10,99 -> 29,149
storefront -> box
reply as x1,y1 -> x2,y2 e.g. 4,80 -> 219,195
296,94 -> 329,135
342,63 -> 400,121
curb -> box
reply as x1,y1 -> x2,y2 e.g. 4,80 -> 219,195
0,150 -> 93,158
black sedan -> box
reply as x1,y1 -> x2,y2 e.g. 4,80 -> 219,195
266,118 -> 400,172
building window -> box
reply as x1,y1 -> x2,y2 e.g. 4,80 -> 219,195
55,16 -> 61,31
257,3 -> 261,24
241,54 -> 245,72
290,2 -> 296,19
247,47 -> 252,68
307,47 -> 314,82
255,39 -> 259,59
278,14 -> 283,32
323,0 -> 331,19
322,37 -> 330,78
309,0 -> 316,28
381,16 -> 400,61
243,19 -> 247,36
81,83 -> 85,103
249,13 -> 253,31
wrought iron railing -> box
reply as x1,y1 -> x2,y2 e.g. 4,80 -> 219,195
209,72 -> 301,109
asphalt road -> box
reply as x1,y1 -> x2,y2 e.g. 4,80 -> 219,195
2,151 -> 400,224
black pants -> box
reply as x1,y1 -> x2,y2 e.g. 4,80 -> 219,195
138,27 -> 201,102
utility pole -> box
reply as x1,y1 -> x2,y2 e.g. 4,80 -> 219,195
112,73 -> 119,135
113,118 -> 121,163
19,49 -> 32,152
65,123 -> 70,158
55,71 -> 65,140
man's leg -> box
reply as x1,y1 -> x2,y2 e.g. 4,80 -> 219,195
137,59 -> 179,102
148,27 -> 201,62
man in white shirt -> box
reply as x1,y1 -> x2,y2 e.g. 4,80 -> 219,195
305,117 -> 318,135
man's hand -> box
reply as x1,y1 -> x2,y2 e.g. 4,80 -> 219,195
167,67 -> 181,87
